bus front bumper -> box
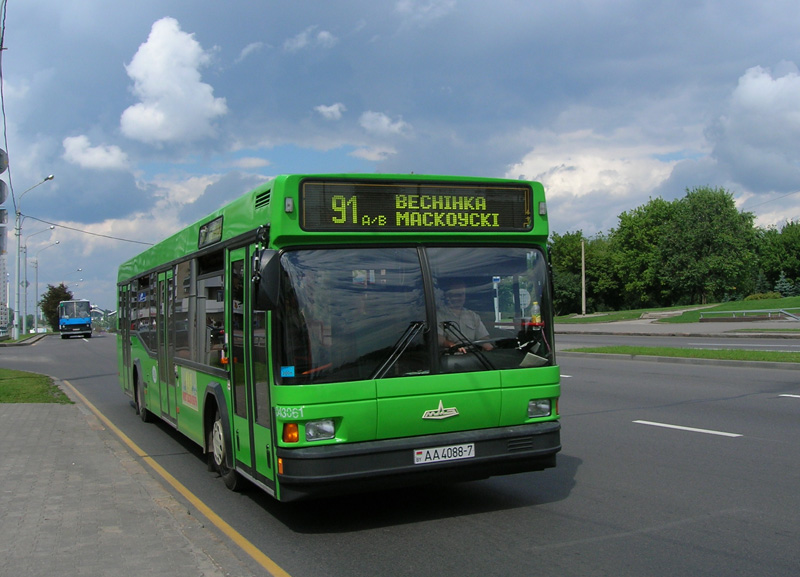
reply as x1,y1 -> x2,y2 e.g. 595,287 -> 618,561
275,421 -> 560,501
62,324 -> 91,333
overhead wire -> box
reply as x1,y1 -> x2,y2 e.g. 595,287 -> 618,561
742,189 -> 800,211
23,214 -> 154,246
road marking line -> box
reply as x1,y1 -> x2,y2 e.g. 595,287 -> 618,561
633,420 -> 742,437
780,394 -> 800,398
61,379 -> 292,577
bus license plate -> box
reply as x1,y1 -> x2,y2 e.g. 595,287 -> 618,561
414,443 -> 475,464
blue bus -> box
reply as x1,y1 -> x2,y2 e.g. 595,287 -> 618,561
58,299 -> 92,338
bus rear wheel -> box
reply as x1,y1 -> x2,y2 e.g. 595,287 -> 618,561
209,410 -> 242,492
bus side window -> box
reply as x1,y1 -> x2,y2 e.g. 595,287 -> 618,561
196,272 -> 224,366
196,251 -> 225,368
174,261 -> 192,359
135,275 -> 155,350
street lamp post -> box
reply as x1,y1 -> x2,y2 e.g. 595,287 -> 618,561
13,175 -> 54,339
23,226 -> 56,336
32,240 -> 59,333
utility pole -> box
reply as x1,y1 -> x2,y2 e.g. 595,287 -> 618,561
581,239 -> 586,316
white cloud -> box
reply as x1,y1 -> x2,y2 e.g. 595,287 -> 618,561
315,103 -> 347,120
316,31 -> 338,49
350,146 -> 397,162
506,129 -> 675,199
283,26 -> 338,52
152,173 -> 220,207
62,135 -> 129,170
505,129 -> 680,233
359,111 -> 412,136
231,157 -> 271,169
120,17 -> 228,144
236,42 -> 265,63
395,0 -> 457,24
708,64 -> 800,192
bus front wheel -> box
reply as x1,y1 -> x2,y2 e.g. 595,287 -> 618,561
209,410 -> 242,492
136,381 -> 152,423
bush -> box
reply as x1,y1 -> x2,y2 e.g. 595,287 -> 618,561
744,292 -> 783,300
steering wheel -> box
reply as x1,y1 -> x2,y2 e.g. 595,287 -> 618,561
445,341 -> 477,354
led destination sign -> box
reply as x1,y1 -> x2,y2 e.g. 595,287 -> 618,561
301,180 -> 533,232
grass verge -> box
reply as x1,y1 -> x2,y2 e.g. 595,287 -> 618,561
563,346 -> 800,363
0,368 -> 73,403
555,308 -> 690,324
556,296 -> 800,324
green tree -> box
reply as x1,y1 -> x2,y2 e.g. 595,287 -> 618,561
549,231 -> 585,274
659,187 -> 756,304
552,269 -> 581,316
549,231 -> 585,314
584,233 -> 622,311
774,271 -> 797,297
611,197 -> 676,308
755,222 -> 800,290
756,226 -> 784,289
39,284 -> 73,331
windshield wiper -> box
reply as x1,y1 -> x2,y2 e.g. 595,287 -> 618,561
371,321 -> 427,379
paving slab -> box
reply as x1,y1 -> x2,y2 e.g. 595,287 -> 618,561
0,398 -> 262,577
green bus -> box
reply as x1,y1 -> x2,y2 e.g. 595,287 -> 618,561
117,174 -> 560,501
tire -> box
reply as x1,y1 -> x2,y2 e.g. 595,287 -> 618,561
137,380 -> 152,423
208,410 -> 242,491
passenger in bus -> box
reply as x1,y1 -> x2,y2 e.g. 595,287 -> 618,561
439,281 -> 494,352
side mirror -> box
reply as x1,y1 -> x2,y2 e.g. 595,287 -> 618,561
253,249 -> 280,310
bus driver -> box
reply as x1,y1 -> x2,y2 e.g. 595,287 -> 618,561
438,282 -> 494,352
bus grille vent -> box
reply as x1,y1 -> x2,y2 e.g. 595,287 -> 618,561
507,436 -> 535,452
254,190 -> 271,210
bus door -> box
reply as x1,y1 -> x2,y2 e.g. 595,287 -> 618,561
118,285 -> 132,396
229,247 -> 275,492
157,269 -> 178,426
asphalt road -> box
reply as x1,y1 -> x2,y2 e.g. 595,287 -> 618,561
2,334 -> 799,577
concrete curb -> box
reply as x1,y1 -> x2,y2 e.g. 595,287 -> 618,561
558,350 -> 800,370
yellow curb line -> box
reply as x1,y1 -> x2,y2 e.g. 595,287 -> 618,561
61,379 -> 292,577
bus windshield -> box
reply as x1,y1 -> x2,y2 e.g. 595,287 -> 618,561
60,300 -> 91,319
277,246 -> 553,384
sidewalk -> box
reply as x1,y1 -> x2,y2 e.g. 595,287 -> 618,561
0,393 -> 262,577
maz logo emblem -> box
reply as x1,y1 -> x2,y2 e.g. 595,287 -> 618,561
422,400 -> 459,420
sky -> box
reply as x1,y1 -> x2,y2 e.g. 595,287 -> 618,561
1,0 -> 800,313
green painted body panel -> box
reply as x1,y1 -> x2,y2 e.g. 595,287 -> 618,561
271,367 -> 560,447
275,399 -> 378,445
375,370 -> 496,398
377,388 -> 503,437
271,379 -> 377,405
126,335 -> 221,448
175,366 -> 217,447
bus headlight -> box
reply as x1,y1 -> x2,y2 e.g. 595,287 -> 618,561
305,419 -> 335,441
527,399 -> 551,418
